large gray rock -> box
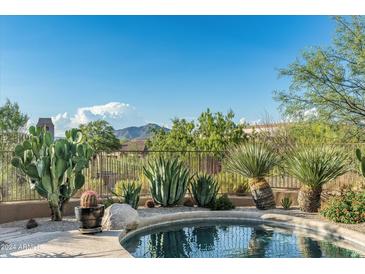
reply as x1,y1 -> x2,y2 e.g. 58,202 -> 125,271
102,203 -> 139,231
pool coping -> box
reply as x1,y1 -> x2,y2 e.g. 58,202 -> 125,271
120,210 -> 365,257
3,209 -> 365,258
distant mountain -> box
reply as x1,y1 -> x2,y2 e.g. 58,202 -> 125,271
114,123 -> 170,140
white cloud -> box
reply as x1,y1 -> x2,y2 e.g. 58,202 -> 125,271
238,117 -> 246,125
303,107 -> 318,119
52,102 -> 145,137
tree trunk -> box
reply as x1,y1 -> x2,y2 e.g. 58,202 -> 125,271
297,237 -> 322,257
247,227 -> 274,257
50,203 -> 63,221
298,185 -> 322,212
249,179 -> 276,210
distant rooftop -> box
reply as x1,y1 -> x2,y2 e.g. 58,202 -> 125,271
36,117 -> 54,139
37,118 -> 53,124
243,122 -> 288,134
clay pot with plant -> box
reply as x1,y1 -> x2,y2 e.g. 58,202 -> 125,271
75,190 -> 105,234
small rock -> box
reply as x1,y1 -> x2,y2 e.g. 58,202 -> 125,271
102,203 -> 139,231
183,197 -> 195,207
26,219 -> 38,229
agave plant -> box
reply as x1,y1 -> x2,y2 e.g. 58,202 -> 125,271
224,142 -> 279,210
281,196 -> 292,209
113,180 -> 142,209
285,145 -> 350,212
191,174 -> 219,207
143,157 -> 192,207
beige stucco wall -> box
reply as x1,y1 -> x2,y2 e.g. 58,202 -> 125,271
0,190 -> 298,224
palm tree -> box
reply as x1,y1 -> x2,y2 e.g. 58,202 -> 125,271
285,145 -> 349,212
225,142 -> 280,210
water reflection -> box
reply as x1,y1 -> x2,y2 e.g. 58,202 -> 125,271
297,237 -> 323,258
147,229 -> 191,258
246,226 -> 274,257
192,226 -> 218,251
122,221 -> 362,258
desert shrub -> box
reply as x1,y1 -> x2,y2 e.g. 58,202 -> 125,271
102,197 -> 115,208
320,190 -> 365,224
209,194 -> 235,210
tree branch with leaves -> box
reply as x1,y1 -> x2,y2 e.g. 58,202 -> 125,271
274,16 -> 365,126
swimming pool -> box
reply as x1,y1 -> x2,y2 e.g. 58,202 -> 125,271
121,220 -> 363,258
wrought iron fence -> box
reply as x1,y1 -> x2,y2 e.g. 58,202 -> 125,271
1,147 -> 364,202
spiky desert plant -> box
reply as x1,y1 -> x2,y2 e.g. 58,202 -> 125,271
285,145 -> 350,212
191,174 -> 219,207
143,157 -> 192,207
113,180 -> 142,209
225,142 -> 279,209
80,190 -> 98,208
281,196 -> 292,209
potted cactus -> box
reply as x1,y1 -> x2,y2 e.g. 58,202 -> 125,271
75,191 -> 105,234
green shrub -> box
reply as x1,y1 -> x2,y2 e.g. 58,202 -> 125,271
102,197 -> 115,208
320,190 -> 365,224
281,196 -> 292,209
209,194 -> 235,210
191,174 -> 219,207
143,157 -> 192,206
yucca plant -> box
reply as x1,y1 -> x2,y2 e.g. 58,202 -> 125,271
285,145 -> 350,212
225,142 -> 279,210
191,174 -> 219,207
143,157 -> 192,207
113,180 -> 142,209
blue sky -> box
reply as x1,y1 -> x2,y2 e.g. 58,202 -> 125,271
0,16 -> 334,136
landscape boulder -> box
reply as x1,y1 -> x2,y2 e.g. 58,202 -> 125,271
101,203 -> 139,231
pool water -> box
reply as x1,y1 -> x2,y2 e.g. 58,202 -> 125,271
121,221 -> 362,258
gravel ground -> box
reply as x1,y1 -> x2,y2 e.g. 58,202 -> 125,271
137,206 -> 210,217
0,217 -> 79,234
1,206 -> 364,236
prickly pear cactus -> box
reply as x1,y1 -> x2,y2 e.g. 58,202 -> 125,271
355,148 -> 365,177
11,126 -> 93,221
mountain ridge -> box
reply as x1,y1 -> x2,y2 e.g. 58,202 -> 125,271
114,123 -> 169,140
